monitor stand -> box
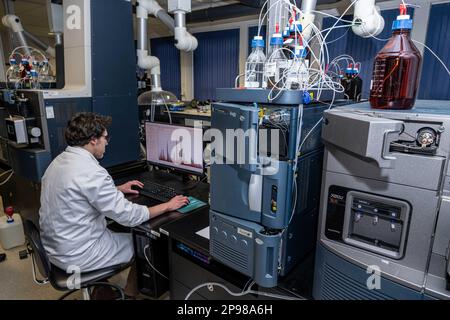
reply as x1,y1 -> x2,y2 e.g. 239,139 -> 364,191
179,173 -> 205,191
154,166 -> 206,191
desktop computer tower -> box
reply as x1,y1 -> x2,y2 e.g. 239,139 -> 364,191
133,227 -> 169,298
313,101 -> 450,300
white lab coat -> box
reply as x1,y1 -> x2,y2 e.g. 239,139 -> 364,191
39,146 -> 149,273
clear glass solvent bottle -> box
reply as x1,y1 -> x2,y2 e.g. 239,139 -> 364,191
245,36 -> 266,88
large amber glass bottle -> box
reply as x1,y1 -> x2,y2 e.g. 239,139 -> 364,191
370,5 -> 422,109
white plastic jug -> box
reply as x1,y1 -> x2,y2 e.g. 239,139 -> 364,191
0,207 -> 25,250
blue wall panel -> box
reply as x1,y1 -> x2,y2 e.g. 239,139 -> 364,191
321,14 -> 352,62
91,0 -> 140,167
419,2 -> 450,100
322,9 -> 412,99
150,37 -> 181,98
194,29 -> 240,101
91,0 -> 137,97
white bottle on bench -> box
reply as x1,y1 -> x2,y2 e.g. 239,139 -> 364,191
0,206 -> 25,250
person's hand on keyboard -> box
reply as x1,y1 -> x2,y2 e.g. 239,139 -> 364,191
165,195 -> 190,211
117,180 -> 144,195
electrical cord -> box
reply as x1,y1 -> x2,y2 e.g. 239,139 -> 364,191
185,281 -> 302,300
143,244 -> 169,280
0,169 -> 13,178
412,39 -> 450,76
0,170 -> 14,186
287,178 -> 297,227
185,282 -> 249,300
241,278 -> 255,294
298,117 -> 322,153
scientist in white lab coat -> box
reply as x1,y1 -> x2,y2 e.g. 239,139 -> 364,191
39,112 -> 189,297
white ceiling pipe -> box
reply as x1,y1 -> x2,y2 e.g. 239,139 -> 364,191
2,14 -> 31,57
301,0 -> 317,42
173,11 -> 198,52
352,0 -> 385,38
136,0 -> 199,91
138,0 -> 198,52
136,3 -> 161,91
299,0 -> 385,40
23,30 -> 55,58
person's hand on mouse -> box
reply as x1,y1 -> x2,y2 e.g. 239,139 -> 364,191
165,195 -> 190,211
117,180 -> 144,195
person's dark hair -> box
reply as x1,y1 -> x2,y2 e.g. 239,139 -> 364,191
65,113 -> 112,147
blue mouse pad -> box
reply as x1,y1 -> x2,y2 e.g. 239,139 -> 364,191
177,196 -> 207,214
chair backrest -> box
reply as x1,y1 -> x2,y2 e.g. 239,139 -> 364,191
23,219 -> 51,279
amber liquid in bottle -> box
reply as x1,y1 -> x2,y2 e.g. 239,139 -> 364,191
369,29 -> 422,110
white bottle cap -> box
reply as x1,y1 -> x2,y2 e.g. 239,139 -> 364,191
397,14 -> 410,20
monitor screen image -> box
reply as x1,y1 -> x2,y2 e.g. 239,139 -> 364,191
145,122 -> 204,174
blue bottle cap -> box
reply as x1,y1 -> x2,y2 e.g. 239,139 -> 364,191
270,35 -> 284,46
392,18 -> 412,30
251,36 -> 265,48
290,21 -> 303,33
295,46 -> 307,58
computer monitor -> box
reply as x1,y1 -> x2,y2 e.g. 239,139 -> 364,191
145,122 -> 204,175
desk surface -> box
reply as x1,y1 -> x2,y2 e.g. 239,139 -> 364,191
114,169 -> 210,233
160,205 -> 210,255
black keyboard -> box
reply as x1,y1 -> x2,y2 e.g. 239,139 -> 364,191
138,179 -> 178,203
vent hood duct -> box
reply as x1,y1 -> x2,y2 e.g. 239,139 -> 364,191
187,4 -> 262,23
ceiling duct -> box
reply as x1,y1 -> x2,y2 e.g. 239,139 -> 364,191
187,3 -> 262,23
186,0 -> 345,24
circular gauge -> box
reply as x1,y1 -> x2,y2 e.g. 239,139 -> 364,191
416,128 -> 436,147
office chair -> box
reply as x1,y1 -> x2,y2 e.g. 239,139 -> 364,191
23,219 -> 131,300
